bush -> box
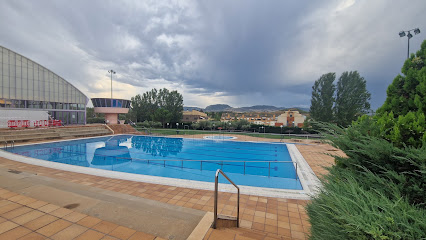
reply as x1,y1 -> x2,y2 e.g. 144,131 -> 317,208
87,117 -> 105,124
135,121 -> 162,128
307,167 -> 426,240
318,123 -> 425,206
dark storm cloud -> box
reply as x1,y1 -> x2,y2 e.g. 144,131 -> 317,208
0,0 -> 425,108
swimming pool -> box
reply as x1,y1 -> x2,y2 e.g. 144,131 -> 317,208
6,135 -> 302,190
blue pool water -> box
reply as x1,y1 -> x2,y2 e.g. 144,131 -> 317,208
6,135 -> 302,189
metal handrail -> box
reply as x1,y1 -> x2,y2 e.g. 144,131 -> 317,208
213,169 -> 239,229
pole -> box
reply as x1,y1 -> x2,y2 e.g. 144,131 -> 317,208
111,71 -> 113,99
407,37 -> 410,59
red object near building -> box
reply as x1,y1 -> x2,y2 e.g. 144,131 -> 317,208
8,120 -> 30,128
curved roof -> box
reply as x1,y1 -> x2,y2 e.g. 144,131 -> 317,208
0,45 -> 88,104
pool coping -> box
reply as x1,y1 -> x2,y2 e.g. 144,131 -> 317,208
0,134 -> 321,200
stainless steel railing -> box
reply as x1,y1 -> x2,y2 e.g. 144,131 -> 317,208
213,169 -> 239,229
122,157 -> 296,178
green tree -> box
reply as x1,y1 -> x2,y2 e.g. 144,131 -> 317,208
334,71 -> 371,127
131,88 -> 183,124
152,108 -> 172,128
310,73 -> 336,122
378,42 -> 426,117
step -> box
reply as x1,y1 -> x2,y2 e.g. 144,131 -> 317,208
215,214 -> 238,228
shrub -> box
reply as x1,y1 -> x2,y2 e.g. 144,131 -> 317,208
319,123 -> 425,206
307,167 -> 426,240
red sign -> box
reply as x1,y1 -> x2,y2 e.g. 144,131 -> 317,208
8,120 -> 62,128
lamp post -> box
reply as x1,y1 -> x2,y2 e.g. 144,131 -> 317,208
176,122 -> 179,130
167,123 -> 169,129
399,28 -> 421,59
108,70 -> 116,99
280,125 -> 283,134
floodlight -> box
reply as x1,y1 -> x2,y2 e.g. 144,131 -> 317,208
407,32 -> 413,39
414,28 -> 420,34
399,31 -> 406,37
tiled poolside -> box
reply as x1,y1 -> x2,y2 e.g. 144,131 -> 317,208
0,135 -> 342,239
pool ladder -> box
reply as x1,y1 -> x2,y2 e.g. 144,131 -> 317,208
213,169 -> 240,229
3,141 -> 14,150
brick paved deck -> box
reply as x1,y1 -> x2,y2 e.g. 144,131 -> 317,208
0,188 -> 164,240
0,135 -> 343,240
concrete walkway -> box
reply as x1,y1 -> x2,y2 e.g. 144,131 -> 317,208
0,168 -> 206,240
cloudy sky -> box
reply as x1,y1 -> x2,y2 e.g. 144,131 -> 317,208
1,0 -> 425,109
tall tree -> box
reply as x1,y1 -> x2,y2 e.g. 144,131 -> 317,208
374,40 -> 426,147
334,71 -> 371,127
310,73 -> 336,122
130,88 -> 183,124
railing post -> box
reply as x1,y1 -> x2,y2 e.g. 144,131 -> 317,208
200,161 -> 203,171
295,162 -> 298,180
244,162 -> 245,175
268,162 -> 270,177
213,173 -> 219,229
164,160 -> 166,167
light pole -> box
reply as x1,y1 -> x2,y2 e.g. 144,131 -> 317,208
176,122 -> 179,130
399,28 -> 420,59
280,125 -> 283,134
108,70 -> 116,99
167,123 -> 169,129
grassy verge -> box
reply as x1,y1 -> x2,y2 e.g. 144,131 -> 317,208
134,128 -> 313,140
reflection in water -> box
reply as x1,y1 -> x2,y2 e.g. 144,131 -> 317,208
91,138 -> 132,166
131,136 -> 183,157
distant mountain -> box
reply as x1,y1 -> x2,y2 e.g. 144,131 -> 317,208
183,106 -> 203,111
204,104 -> 232,112
190,104 -> 310,113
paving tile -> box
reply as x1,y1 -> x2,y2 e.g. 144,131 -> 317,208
49,207 -> 73,218
0,203 -> 21,215
26,200 -> 48,209
128,231 -> 156,240
109,225 -> 137,239
36,219 -> 72,237
77,216 -> 102,228
74,229 -> 105,240
62,211 -> 87,223
38,203 -> 60,213
101,236 -> 120,240
0,221 -> 19,235
92,220 -> 119,234
11,210 -> 45,225
50,224 -> 88,240
2,206 -> 33,220
16,232 -> 46,240
0,226 -> 32,240
23,214 -> 58,231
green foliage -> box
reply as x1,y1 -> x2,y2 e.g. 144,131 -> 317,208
135,120 -> 162,128
334,71 -> 371,127
310,73 -> 336,122
320,123 -> 426,206
152,108 -> 172,128
131,88 -> 183,125
207,112 -> 223,121
359,39 -> 426,148
378,41 -> 426,117
307,167 -> 426,240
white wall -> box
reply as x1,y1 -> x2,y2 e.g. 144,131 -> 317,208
0,109 -> 48,128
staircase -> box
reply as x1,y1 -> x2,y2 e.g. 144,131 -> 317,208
107,124 -> 139,134
0,125 -> 112,143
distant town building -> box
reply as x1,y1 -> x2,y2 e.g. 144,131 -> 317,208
276,110 -> 305,127
220,110 -> 306,127
182,110 -> 208,122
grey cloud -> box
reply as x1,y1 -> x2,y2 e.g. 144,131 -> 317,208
0,0 -> 425,108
